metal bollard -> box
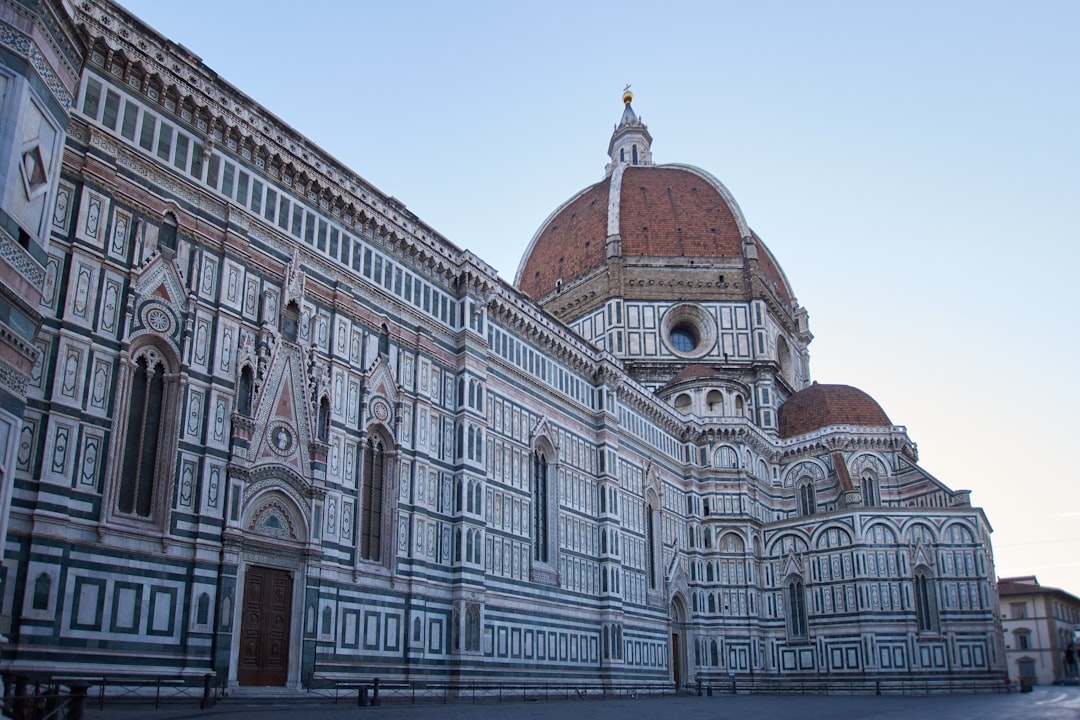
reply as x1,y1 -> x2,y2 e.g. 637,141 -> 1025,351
13,674 -> 27,720
201,674 -> 213,709
68,684 -> 88,720
358,686 -> 368,706
372,677 -> 380,706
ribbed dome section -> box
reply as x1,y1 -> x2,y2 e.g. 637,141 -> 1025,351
517,178 -> 610,301
617,166 -> 744,260
516,164 -> 793,305
778,383 -> 892,439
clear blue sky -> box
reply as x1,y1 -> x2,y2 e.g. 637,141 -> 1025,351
119,1 -> 1080,594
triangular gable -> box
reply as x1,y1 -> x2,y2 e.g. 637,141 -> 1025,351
128,254 -> 189,352
250,347 -> 313,478
132,252 -> 187,308
366,358 -> 399,406
530,416 -> 559,451
911,540 -> 935,570
783,551 -> 804,580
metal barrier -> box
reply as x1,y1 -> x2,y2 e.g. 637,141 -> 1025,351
306,677 -> 676,705
3,672 -> 221,715
686,675 -> 1008,696
2,676 -> 88,720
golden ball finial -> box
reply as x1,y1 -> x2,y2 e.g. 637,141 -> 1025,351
622,84 -> 633,105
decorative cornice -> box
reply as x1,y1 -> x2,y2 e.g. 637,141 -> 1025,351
72,0 -> 465,288
0,357 -> 28,397
0,14 -> 74,109
0,222 -> 45,288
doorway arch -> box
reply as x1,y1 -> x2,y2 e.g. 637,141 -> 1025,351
231,486 -> 310,689
670,594 -> 690,690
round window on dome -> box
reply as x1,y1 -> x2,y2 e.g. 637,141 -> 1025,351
661,303 -> 716,358
670,324 -> 698,353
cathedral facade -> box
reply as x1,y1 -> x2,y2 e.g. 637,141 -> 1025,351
0,0 -> 1005,691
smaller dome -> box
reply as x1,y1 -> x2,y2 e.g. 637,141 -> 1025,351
778,383 -> 891,439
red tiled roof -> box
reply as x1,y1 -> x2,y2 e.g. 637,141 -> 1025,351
517,165 -> 792,304
778,383 -> 892,439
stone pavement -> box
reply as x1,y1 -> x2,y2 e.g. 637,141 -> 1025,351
88,685 -> 1080,720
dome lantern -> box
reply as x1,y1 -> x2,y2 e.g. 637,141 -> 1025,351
605,86 -> 653,176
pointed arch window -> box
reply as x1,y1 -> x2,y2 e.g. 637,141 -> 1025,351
378,323 -> 390,357
282,301 -> 299,342
196,592 -> 210,625
32,573 -> 51,611
317,396 -> 331,442
914,568 -> 938,633
119,354 -> 167,517
238,365 -> 254,416
360,435 -> 388,561
646,500 -> 660,590
787,577 -> 808,638
159,212 -> 178,255
532,448 -> 549,563
465,604 -> 481,652
797,479 -> 817,517
861,471 -> 880,507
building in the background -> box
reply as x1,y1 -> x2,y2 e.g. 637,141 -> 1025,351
998,576 -> 1080,686
0,0 -> 1006,693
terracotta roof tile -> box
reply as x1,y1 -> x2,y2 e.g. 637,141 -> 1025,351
778,383 -> 892,439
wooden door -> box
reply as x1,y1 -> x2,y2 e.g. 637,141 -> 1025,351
237,566 -> 292,686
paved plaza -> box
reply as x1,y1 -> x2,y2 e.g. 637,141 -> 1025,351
90,686 -> 1080,720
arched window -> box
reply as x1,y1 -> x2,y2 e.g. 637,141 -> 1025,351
322,607 -> 333,635
735,395 -> 745,416
378,324 -> 390,357
317,396 -> 331,442
196,592 -> 210,625
797,480 -> 817,517
716,445 -> 738,469
159,212 -> 178,255
238,365 -> 254,416
646,500 -> 660,590
861,471 -> 879,507
710,639 -> 719,666
119,353 -> 168,517
465,604 -> 481,652
914,568 -> 938,633
674,393 -> 692,413
706,390 -> 724,415
532,448 -> 549,563
282,301 -> 299,342
787,577 -> 808,638
412,617 -> 422,643
360,435 -> 388,561
32,573 -> 51,611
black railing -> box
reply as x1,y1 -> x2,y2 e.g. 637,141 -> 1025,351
306,677 -> 677,705
2,676 -> 87,720
685,675 -> 1008,696
2,672 -> 221,716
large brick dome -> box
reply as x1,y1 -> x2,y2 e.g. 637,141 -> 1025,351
513,95 -> 795,317
778,382 -> 892,439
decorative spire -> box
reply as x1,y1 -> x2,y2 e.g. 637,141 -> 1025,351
606,86 -> 653,177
